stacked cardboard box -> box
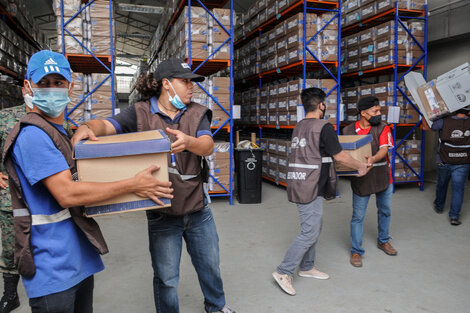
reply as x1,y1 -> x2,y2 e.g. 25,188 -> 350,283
207,141 -> 232,192
342,20 -> 425,74
2,0 -> 49,47
260,138 -> 291,185
54,0 -> 116,125
341,81 -> 418,124
342,0 -> 427,28
237,0 -> 339,42
0,78 -> 22,110
54,0 -> 115,55
0,8 -> 44,80
157,6 -> 231,63
235,12 -> 339,81
239,78 -> 339,127
54,0 -> 83,54
192,76 -> 231,128
390,137 -> 421,182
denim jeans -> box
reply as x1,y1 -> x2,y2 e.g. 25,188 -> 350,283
277,197 -> 323,276
29,275 -> 94,313
350,184 -> 392,255
147,206 -> 225,313
434,163 -> 470,219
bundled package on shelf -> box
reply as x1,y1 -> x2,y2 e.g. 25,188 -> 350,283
89,73 -> 114,119
192,76 -> 231,127
207,141 -> 232,192
85,0 -> 115,55
0,80 -> 22,110
54,0 -> 83,54
67,72 -> 85,124
52,0 -> 81,17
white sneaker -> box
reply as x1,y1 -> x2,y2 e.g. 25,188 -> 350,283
298,267 -> 330,280
205,305 -> 235,313
272,271 -> 296,295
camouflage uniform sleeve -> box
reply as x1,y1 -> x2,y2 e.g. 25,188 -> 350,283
0,106 -> 26,212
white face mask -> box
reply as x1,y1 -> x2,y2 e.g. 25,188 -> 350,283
24,93 -> 34,109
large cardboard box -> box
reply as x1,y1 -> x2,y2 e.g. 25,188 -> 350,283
336,135 -> 372,175
405,63 -> 470,126
75,130 -> 171,216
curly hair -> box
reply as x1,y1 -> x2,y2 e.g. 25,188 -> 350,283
136,73 -> 162,100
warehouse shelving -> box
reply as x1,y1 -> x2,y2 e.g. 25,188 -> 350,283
0,4 -> 42,51
0,66 -> 19,79
149,0 -> 235,203
59,0 -> 115,127
0,2 -> 42,80
341,2 -> 428,191
234,0 -> 342,187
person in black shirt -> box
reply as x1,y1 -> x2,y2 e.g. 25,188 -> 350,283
272,87 -> 369,296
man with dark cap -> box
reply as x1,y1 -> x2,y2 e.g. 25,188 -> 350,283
71,58 -> 235,313
3,50 -> 172,312
342,96 -> 397,267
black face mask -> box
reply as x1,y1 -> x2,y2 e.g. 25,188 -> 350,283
320,103 -> 326,119
368,115 -> 382,126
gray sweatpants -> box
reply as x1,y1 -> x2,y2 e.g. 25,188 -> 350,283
277,197 -> 323,276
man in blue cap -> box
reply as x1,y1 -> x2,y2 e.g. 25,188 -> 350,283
2,50 -> 173,312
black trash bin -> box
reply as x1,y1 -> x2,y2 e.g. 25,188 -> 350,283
234,148 -> 263,204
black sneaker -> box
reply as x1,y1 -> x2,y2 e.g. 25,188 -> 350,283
450,219 -> 461,226
0,294 -> 20,313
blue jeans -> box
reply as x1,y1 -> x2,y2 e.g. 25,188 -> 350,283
434,163 -> 470,219
29,275 -> 94,313
350,184 -> 392,255
277,197 -> 323,276
147,206 -> 225,313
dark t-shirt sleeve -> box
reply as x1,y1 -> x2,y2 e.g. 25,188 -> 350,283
431,118 -> 443,131
196,111 -> 212,137
107,104 -> 138,134
320,123 -> 343,157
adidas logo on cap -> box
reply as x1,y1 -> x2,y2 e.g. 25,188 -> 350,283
44,58 -> 58,65
181,63 -> 190,69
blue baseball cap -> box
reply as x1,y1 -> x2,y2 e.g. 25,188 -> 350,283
27,50 -> 72,84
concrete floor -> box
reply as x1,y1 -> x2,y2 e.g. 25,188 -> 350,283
7,178 -> 470,313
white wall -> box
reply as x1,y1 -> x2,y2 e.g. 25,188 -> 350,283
427,39 -> 470,80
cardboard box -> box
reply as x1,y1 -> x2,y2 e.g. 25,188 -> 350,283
405,64 -> 470,125
347,46 -> 360,59
336,135 -> 372,175
394,168 -> 408,182
360,2 -> 376,20
360,55 -> 375,70
414,78 -> 449,123
75,130 -> 171,216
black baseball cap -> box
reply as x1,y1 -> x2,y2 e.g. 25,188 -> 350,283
153,58 -> 205,82
357,96 -> 380,112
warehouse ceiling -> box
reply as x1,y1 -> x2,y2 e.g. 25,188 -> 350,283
29,0 -> 252,66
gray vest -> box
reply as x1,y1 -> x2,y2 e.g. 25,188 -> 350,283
439,116 -> 470,164
287,119 -> 337,204
2,113 -> 108,277
134,101 -> 210,216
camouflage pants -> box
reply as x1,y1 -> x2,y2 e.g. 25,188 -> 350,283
0,209 -> 17,274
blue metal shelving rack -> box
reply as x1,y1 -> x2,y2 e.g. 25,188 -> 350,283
234,0 -> 342,187
341,1 -> 428,191
303,0 -> 342,134
391,3 -> 428,191
189,0 -> 234,204
150,0 -> 234,204
60,0 -> 115,127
